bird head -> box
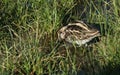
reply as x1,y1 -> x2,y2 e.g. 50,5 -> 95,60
57,26 -> 67,41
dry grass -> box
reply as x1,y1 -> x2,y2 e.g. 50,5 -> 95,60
0,0 -> 120,75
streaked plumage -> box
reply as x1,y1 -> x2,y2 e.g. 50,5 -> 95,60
57,21 -> 100,46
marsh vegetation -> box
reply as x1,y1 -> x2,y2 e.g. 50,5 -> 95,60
0,0 -> 120,75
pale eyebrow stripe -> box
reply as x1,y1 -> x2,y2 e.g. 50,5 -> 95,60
68,23 -> 90,31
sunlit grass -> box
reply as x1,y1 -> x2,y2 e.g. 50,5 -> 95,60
0,0 -> 120,75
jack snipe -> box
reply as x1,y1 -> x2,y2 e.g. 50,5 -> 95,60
57,21 -> 100,46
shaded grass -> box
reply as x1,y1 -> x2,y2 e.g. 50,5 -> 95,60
0,0 -> 120,75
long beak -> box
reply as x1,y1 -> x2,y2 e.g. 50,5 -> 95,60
54,39 -> 63,50
49,39 -> 63,56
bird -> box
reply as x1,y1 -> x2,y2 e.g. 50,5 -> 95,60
57,21 -> 100,47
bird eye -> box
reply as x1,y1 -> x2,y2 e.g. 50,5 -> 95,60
59,32 -> 62,34
83,33 -> 86,35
